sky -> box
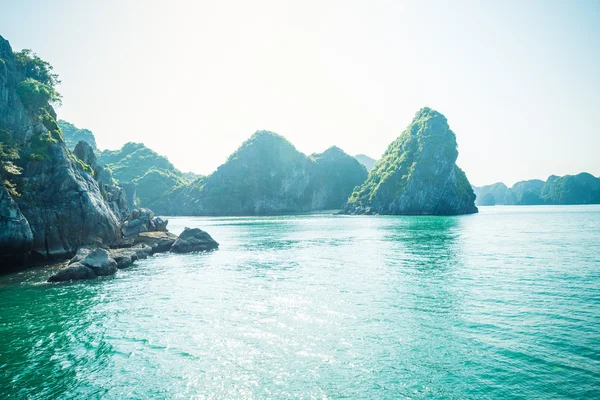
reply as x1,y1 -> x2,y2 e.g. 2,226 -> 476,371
1,0 -> 598,186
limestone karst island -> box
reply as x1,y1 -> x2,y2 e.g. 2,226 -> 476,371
1,1 -> 599,398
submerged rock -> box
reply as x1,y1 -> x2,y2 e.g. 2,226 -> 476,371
343,108 -> 478,215
170,227 -> 219,253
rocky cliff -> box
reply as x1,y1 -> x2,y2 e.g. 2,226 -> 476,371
0,35 -> 122,268
343,108 -> 477,215
164,131 -> 368,215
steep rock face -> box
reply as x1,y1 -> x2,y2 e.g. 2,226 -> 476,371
0,185 -> 34,262
73,141 -> 129,222
344,108 -> 477,215
16,139 -> 121,258
0,35 -> 121,266
164,131 -> 367,215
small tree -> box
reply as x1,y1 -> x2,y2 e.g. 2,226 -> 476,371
14,49 -> 61,87
0,130 -> 22,196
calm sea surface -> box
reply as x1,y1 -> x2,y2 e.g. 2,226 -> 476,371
1,206 -> 599,399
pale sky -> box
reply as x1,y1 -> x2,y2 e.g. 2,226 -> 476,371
2,0 -> 598,186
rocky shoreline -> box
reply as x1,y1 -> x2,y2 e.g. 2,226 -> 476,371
48,225 -> 219,282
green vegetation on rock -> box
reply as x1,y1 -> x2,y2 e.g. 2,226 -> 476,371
165,131 -> 367,215
345,107 -> 477,215
0,130 -> 22,196
354,154 -> 377,172
58,120 -> 97,150
97,142 -> 192,211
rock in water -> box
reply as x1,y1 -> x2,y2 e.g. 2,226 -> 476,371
344,108 -> 478,215
171,227 -> 219,253
47,263 -> 96,282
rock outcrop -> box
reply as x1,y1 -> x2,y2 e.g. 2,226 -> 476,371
343,108 -> 478,215
0,35 -> 122,268
171,227 -> 219,253
120,208 -> 168,237
48,227 -> 218,282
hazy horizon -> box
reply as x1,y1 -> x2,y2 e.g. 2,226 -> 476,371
2,0 -> 598,186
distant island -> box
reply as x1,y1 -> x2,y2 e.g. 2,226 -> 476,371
473,174 -> 600,206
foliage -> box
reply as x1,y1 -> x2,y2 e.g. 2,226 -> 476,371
14,49 -> 61,87
16,78 -> 62,113
97,142 -> 192,213
132,168 -> 188,210
0,130 -> 22,196
26,132 -> 58,161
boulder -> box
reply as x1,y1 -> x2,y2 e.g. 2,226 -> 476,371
109,248 -> 138,269
78,248 -> 118,276
131,244 -> 153,259
121,208 -> 168,237
68,248 -> 92,265
170,227 -> 219,253
137,231 -> 177,253
47,262 -> 96,282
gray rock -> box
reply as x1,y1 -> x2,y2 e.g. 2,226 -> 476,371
73,141 -> 97,169
121,208 -> 168,237
171,227 -> 219,253
47,262 -> 96,282
78,248 -> 118,276
0,185 -> 34,263
109,248 -> 138,269
68,248 -> 92,265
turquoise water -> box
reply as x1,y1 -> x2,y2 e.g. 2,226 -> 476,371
1,206 -> 599,399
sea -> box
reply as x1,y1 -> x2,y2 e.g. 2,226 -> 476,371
1,206 -> 599,399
